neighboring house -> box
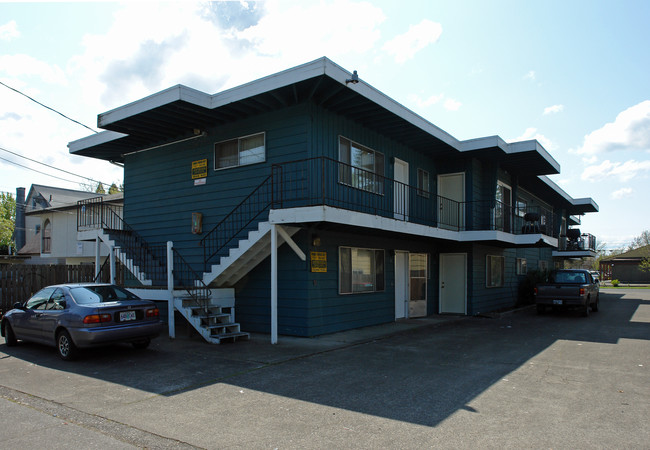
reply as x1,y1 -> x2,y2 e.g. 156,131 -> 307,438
68,57 -> 598,343
17,184 -> 123,265
600,245 -> 650,283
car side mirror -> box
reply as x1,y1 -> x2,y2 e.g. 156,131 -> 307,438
13,302 -> 25,310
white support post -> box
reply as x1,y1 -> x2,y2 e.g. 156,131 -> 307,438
109,245 -> 116,285
167,241 -> 175,339
271,224 -> 278,344
95,237 -> 101,280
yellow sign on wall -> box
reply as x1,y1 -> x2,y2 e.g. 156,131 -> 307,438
192,159 -> 208,179
310,251 -> 327,273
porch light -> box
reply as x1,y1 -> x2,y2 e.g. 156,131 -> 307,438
346,70 -> 359,85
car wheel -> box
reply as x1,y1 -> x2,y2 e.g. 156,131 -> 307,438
592,294 -> 599,312
132,339 -> 150,350
57,330 -> 78,361
4,322 -> 17,347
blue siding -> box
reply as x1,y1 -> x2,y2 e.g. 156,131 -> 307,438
123,104 -> 311,269
235,228 -> 440,337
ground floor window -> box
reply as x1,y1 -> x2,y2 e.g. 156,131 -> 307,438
486,255 -> 505,287
539,260 -> 548,271
410,253 -> 428,301
339,247 -> 385,294
516,258 -> 527,275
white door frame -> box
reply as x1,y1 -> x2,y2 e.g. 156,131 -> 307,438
394,250 -> 409,319
439,252 -> 467,314
437,172 -> 465,230
393,158 -> 409,220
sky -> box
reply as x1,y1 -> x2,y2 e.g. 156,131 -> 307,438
1,0 -> 649,250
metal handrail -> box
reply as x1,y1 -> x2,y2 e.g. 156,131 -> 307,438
77,198 -> 167,285
172,248 -> 212,314
200,174 -> 274,268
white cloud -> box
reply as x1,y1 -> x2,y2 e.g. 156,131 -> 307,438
543,104 -> 564,115
574,100 -> 650,155
444,98 -> 462,111
0,20 -> 19,41
70,1 -> 387,110
383,19 -> 442,64
610,187 -> 633,199
409,93 -> 444,108
511,127 -> 556,151
581,159 -> 650,182
0,54 -> 67,85
524,70 -> 535,81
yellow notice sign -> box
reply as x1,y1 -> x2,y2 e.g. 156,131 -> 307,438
192,159 -> 208,179
310,251 -> 327,273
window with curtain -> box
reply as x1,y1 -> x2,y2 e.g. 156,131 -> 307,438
486,255 -> 504,287
339,247 -> 385,294
338,136 -> 384,194
42,219 -> 51,253
417,169 -> 430,198
214,132 -> 265,169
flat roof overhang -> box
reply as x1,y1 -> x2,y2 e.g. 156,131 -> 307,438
69,57 -> 560,179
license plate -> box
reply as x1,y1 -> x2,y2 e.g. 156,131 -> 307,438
553,299 -> 563,305
119,311 -> 136,321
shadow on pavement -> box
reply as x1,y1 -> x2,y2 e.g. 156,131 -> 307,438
1,291 -> 648,428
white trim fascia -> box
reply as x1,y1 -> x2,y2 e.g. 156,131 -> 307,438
68,130 -> 128,153
98,85 -> 211,128
551,250 -> 597,258
539,176 -> 599,211
269,205 -> 558,248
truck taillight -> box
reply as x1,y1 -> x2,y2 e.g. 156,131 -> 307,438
146,308 -> 159,318
579,287 -> 585,296
534,287 -> 538,296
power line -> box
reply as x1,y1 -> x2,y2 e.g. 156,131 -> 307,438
0,154 -> 93,186
0,145 -> 111,186
0,80 -> 98,134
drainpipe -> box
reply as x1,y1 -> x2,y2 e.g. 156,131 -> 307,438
15,187 -> 26,250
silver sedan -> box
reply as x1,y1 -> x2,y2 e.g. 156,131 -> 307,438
1,283 -> 164,360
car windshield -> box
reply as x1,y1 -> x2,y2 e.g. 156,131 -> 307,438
550,271 -> 587,284
70,286 -> 141,304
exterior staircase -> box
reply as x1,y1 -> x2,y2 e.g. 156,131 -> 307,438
203,221 -> 300,286
173,290 -> 249,344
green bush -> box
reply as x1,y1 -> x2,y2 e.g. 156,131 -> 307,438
518,269 -> 548,305
611,279 -> 620,287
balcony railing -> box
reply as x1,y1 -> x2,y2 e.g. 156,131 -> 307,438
271,157 -> 559,238
558,232 -> 597,252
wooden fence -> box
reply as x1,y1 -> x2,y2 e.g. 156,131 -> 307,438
0,264 -> 123,315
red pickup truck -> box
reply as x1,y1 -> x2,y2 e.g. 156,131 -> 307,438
534,269 -> 600,316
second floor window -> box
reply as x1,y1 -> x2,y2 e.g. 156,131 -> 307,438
417,168 -> 430,198
339,136 -> 384,195
42,219 -> 51,254
214,132 -> 265,169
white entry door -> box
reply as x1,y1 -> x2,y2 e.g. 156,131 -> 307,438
438,173 -> 465,230
439,253 -> 467,314
394,158 -> 409,220
394,250 -> 409,319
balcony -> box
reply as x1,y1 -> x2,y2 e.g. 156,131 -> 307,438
553,229 -> 597,258
270,157 -> 558,246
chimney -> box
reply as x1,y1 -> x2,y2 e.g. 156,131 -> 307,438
15,187 -> 26,250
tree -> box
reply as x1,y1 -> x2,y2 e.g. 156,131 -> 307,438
628,230 -> 650,251
628,230 -> 650,273
95,182 -> 106,194
108,183 -> 120,194
0,192 -> 16,253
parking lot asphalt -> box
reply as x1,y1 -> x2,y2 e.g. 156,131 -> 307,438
1,288 -> 649,449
